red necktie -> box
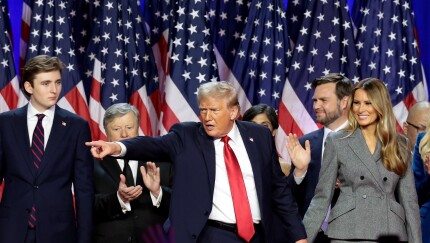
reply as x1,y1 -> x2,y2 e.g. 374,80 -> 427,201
221,136 -> 254,242
28,113 -> 45,228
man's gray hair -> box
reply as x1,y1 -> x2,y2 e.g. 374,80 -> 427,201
197,81 -> 239,108
103,103 -> 140,128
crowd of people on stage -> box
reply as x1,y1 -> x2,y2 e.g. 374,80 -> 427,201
0,55 -> 429,243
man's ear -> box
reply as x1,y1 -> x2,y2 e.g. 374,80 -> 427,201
23,81 -> 33,95
341,96 -> 349,110
230,105 -> 239,120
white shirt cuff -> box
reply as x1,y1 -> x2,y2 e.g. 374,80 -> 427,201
150,188 -> 163,208
111,142 -> 127,157
294,169 -> 307,185
117,191 -> 131,213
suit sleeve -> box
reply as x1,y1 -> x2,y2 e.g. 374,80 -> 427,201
303,135 -> 338,242
401,141 -> 423,243
270,135 -> 307,242
73,121 -> 94,243
412,133 -> 430,205
286,137 -> 309,217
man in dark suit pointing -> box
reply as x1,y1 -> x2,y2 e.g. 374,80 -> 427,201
87,81 -> 306,243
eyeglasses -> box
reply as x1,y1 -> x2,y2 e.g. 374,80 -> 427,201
406,121 -> 427,133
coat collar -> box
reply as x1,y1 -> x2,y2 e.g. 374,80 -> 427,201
347,128 -> 384,191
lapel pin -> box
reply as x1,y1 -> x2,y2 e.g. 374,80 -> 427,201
62,121 -> 67,126
249,137 -> 254,142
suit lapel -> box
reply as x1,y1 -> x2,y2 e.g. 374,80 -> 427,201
100,156 -> 123,185
197,125 -> 216,192
348,129 -> 384,191
38,106 -> 68,175
136,161 -> 145,187
236,122 -> 263,205
13,105 -> 35,178
312,128 -> 324,166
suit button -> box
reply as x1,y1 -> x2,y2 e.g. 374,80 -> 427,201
192,234 -> 197,239
204,211 -> 210,216
360,176 -> 364,180
128,236 -> 132,242
362,194 -> 367,199
383,177 -> 387,181
134,215 -> 138,219
33,185 -> 39,189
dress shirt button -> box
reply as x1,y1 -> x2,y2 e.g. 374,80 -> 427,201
362,194 -> 367,199
360,176 -> 364,180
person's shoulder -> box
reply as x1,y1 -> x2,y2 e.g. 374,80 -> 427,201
56,106 -> 88,124
0,106 -> 26,120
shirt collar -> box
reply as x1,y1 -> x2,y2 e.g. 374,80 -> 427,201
214,122 -> 240,145
27,102 -> 56,119
324,120 -> 348,135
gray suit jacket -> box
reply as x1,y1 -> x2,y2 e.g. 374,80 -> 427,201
303,128 -> 421,242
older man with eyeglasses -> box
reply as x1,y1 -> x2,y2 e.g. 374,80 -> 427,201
403,101 -> 430,151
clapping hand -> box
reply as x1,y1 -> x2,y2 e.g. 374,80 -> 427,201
286,133 -> 311,177
118,174 -> 142,203
141,162 -> 161,197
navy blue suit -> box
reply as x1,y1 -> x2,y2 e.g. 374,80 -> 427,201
0,105 -> 94,243
287,128 -> 325,217
121,121 -> 306,243
413,132 -> 430,242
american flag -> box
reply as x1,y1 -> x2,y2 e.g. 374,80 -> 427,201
277,0 -> 360,159
21,0 -> 93,136
286,0 -> 308,45
144,0 -> 171,134
86,0 -> 160,139
352,0 -> 428,129
0,0 -> 21,112
157,0 -> 220,134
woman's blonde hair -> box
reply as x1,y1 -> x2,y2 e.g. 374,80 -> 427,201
419,119 -> 430,161
346,78 -> 408,176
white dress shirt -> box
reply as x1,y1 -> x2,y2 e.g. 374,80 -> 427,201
209,123 -> 261,224
27,102 -> 55,147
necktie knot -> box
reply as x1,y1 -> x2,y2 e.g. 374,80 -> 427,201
36,114 -> 45,121
221,136 -> 230,143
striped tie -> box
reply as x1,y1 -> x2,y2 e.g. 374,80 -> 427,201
28,113 -> 45,228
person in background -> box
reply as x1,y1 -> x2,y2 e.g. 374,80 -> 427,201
286,73 -> 352,243
86,81 -> 307,243
403,101 -> 430,150
298,78 -> 421,242
93,103 -> 173,243
412,117 -> 430,243
0,55 -> 93,243
242,104 -> 290,176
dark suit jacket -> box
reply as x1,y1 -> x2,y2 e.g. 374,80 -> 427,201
121,121 -> 306,243
0,105 -> 93,243
287,128 -> 325,217
93,156 -> 172,243
413,132 -> 430,242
